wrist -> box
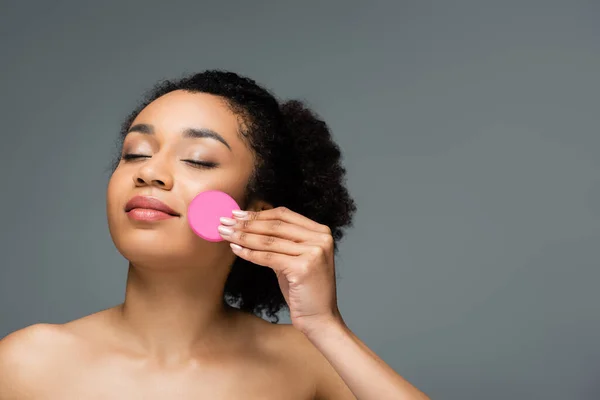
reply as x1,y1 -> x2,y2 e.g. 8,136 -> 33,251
300,313 -> 349,341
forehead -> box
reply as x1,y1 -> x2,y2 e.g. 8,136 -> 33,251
131,90 -> 242,143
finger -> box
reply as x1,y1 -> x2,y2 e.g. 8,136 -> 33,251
230,243 -> 304,272
233,207 -> 331,234
220,227 -> 310,256
222,217 -> 320,243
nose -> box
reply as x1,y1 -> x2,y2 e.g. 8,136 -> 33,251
133,156 -> 174,190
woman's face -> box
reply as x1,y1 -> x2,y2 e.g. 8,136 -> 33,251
107,90 -> 256,270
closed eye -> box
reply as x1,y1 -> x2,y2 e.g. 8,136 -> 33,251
121,154 -> 218,169
182,159 -> 218,169
122,153 -> 149,160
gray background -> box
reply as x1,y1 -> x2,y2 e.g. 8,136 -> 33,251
1,0 -> 599,398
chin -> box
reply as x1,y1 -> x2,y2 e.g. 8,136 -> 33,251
112,230 -> 184,264
118,246 -> 195,270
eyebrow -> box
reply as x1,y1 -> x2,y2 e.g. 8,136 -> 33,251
126,123 -> 232,151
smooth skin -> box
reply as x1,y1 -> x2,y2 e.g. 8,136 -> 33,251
0,91 -> 429,399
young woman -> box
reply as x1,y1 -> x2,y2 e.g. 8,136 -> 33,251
0,70 -> 429,399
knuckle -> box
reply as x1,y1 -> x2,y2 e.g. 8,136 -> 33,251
320,224 -> 332,234
309,246 -> 324,258
270,219 -> 283,230
277,206 -> 289,216
321,234 -> 334,247
238,232 -> 248,243
241,219 -> 252,229
262,235 -> 276,247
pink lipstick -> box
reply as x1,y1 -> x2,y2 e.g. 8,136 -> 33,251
125,196 -> 180,221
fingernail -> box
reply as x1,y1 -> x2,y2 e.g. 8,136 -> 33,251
218,226 -> 234,236
230,243 -> 242,252
232,210 -> 248,218
220,217 -> 236,226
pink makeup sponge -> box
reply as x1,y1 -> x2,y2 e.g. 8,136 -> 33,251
187,190 -> 240,242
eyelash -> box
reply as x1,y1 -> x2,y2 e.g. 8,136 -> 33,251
121,154 -> 218,169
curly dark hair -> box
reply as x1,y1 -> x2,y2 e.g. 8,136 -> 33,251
109,70 -> 357,323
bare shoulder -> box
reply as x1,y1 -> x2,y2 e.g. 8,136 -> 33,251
243,316 -> 355,399
276,325 -> 356,400
0,323 -> 75,398
0,309 -> 112,399
0,322 -> 74,366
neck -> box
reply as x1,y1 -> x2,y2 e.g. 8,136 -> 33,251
113,261 -> 238,365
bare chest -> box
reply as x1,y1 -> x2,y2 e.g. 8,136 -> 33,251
38,357 -> 315,400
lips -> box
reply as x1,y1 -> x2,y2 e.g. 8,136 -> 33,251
124,196 -> 180,216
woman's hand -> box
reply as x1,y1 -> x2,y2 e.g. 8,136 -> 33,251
218,207 -> 431,400
217,206 -> 343,335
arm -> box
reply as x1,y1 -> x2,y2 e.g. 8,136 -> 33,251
308,318 -> 430,400
219,207 -> 430,399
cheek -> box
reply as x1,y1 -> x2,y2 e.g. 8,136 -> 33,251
106,172 -> 127,226
183,174 -> 249,212
106,173 -> 120,207
212,162 -> 255,198
177,168 -> 241,200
